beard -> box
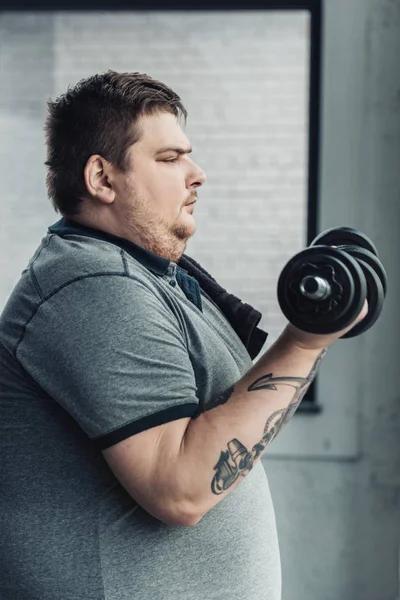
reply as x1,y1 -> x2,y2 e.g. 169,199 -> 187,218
119,190 -> 195,263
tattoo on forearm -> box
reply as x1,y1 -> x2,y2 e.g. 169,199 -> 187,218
211,349 -> 327,495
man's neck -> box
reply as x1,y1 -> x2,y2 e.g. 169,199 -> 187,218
68,214 -> 187,263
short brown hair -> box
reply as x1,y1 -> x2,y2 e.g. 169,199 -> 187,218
45,70 -> 187,217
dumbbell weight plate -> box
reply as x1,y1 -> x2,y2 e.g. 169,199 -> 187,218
310,227 -> 379,257
277,246 -> 367,335
336,245 -> 387,296
341,258 -> 385,338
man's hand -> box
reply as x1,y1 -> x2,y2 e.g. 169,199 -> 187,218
284,298 -> 369,350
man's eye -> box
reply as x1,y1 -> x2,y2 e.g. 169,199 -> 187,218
163,157 -> 178,163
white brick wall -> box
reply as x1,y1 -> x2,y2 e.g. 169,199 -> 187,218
0,13 -> 55,307
0,10 -> 310,344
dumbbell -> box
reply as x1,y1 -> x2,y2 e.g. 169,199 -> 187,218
311,227 -> 387,338
277,227 -> 387,338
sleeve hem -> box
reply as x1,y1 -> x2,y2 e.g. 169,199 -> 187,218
92,402 -> 199,450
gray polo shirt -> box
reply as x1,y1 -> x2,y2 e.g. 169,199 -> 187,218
0,219 -> 281,600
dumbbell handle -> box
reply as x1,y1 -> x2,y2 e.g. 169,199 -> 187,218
299,275 -> 332,301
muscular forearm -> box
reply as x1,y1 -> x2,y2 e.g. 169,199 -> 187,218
178,328 -> 326,523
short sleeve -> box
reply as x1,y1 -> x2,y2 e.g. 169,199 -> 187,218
16,275 -> 199,449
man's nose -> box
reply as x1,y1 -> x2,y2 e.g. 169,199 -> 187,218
192,163 -> 207,186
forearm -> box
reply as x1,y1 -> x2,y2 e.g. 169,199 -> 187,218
178,328 -> 327,523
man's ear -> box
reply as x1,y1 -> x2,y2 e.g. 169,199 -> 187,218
83,155 -> 115,205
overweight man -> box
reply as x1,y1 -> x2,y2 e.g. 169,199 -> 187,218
0,71 -> 366,600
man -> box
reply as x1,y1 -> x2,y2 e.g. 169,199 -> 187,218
0,71 -> 366,600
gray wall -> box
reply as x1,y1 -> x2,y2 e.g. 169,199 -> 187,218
0,2 -> 399,600
266,1 -> 400,599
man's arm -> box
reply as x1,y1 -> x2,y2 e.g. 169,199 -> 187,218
103,303 -> 367,527
161,329 -> 325,522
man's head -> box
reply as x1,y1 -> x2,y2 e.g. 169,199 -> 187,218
45,71 -> 206,260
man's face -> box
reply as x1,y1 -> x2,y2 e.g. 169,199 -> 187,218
111,111 -> 207,260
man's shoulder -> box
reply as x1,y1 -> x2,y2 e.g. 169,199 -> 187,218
31,232 -> 156,299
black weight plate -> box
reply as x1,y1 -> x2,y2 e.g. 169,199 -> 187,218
341,259 -> 385,339
277,246 -> 367,334
337,245 -> 387,296
310,227 -> 379,257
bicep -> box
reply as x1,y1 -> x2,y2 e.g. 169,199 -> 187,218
18,275 -> 200,525
102,415 -> 194,527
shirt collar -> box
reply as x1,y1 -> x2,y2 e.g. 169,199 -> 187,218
48,217 -> 170,276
